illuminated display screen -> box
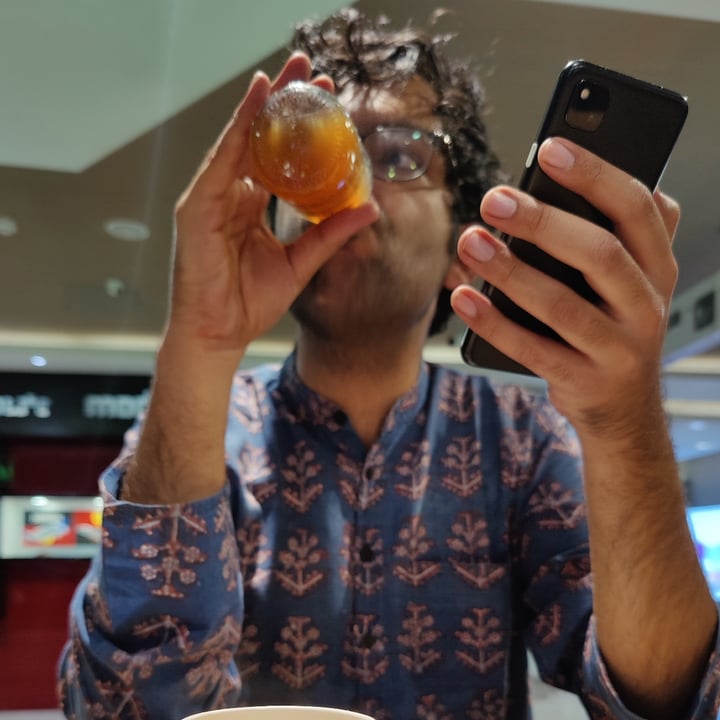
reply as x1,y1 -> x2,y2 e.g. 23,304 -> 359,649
687,505 -> 720,601
0,495 -> 102,559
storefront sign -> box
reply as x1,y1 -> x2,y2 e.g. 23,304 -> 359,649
0,373 -> 150,437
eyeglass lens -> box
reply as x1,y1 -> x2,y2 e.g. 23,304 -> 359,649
362,127 -> 435,182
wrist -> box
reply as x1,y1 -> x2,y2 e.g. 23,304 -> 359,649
158,323 -> 247,379
570,381 -> 666,453
121,330 -> 242,505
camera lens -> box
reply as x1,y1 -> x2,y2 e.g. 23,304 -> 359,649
566,80 -> 609,132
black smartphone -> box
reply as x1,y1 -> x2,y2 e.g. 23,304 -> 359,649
460,59 -> 688,375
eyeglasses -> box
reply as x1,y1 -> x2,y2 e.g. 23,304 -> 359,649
361,125 -> 452,183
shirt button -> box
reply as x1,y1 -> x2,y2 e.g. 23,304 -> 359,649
359,543 -> 375,563
364,466 -> 375,481
332,410 -> 346,425
360,632 -> 375,649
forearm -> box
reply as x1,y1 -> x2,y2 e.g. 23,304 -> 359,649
581,399 -> 717,719
123,330 -> 243,504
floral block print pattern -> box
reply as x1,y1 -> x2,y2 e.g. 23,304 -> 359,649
59,357 -> 720,720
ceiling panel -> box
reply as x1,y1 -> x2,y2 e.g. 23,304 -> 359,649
0,0 -> 349,171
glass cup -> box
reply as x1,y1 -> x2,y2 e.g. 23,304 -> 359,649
250,82 -> 372,223
182,706 -> 375,720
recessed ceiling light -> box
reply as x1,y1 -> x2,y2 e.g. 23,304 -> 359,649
30,355 -> 48,367
104,277 -> 126,298
694,440 -> 715,452
103,218 -> 150,241
0,216 -> 18,237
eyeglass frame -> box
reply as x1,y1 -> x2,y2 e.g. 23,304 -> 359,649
359,125 -> 454,183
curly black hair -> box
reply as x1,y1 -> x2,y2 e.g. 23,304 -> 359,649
291,7 -> 505,335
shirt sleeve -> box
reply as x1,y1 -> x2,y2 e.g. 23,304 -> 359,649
58,454 -> 244,720
581,614 -> 720,720
511,397 -> 594,698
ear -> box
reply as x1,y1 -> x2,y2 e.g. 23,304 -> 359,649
443,256 -> 474,291
442,222 -> 476,291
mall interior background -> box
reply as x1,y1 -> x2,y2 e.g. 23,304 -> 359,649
1,0 -> 720,716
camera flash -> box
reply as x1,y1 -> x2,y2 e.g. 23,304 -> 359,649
580,87 -> 591,100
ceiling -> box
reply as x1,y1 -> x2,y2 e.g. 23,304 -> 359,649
2,0 -> 720,462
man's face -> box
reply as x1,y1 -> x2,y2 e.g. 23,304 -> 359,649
287,76 -> 456,343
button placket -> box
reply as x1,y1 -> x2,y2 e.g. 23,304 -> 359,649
349,454 -> 387,682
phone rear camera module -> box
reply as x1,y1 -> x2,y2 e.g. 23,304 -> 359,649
565,80 -> 610,132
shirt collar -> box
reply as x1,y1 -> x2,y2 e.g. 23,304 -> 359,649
276,350 -> 431,437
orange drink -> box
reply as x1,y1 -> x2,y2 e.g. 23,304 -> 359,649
250,82 -> 372,223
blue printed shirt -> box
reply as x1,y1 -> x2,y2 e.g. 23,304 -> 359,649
59,355 -> 720,719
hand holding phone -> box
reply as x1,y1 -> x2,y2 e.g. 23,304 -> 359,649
460,60 -> 688,374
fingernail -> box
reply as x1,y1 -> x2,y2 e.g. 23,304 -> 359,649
453,292 -> 478,318
464,230 -> 496,262
542,139 -> 575,169
483,191 -> 517,219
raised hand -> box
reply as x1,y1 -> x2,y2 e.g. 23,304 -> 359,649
170,52 -> 378,361
451,137 -> 678,443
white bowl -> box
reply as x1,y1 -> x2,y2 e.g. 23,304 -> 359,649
182,706 -> 375,720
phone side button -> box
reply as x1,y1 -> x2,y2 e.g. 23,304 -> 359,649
525,142 -> 538,169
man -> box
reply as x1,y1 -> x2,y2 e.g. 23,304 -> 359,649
59,8 -> 719,720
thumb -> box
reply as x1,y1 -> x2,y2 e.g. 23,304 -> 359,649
285,202 -> 379,284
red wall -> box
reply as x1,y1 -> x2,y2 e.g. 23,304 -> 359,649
0,439 -> 120,710
0,558 -> 91,709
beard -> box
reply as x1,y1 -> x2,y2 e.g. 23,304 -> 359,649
286,192 -> 453,350
290,248 -> 435,347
